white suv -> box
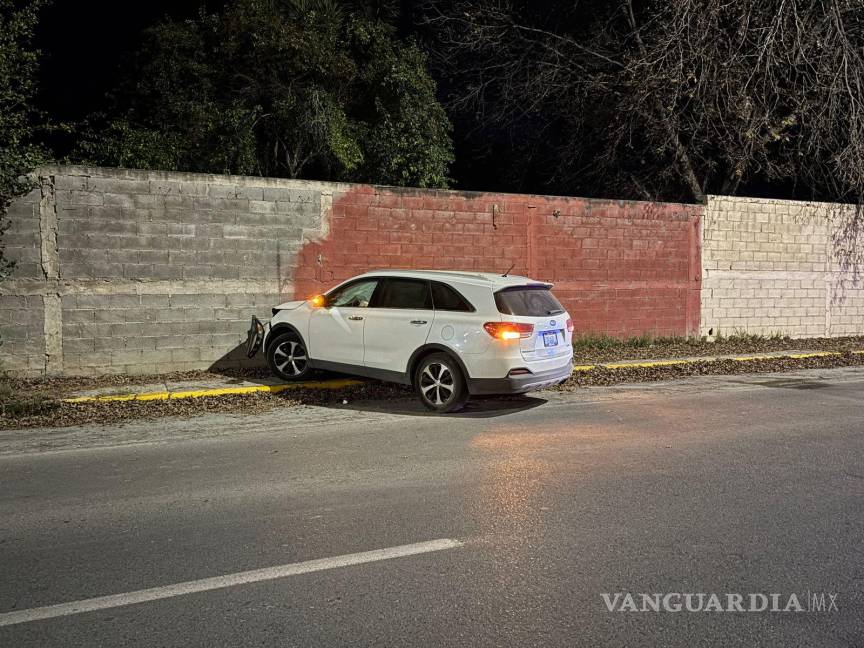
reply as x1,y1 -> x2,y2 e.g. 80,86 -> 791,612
246,270 -> 574,412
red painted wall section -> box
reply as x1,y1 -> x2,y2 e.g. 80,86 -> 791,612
294,186 -> 702,337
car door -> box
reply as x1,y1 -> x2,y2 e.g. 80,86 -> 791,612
362,277 -> 434,376
307,278 -> 379,368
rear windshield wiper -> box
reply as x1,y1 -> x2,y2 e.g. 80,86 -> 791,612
547,309 -> 565,315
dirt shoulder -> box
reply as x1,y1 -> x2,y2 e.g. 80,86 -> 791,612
0,378 -> 412,430
2,336 -> 863,430
571,334 -> 864,363
558,349 -> 864,388
2,366 -> 276,399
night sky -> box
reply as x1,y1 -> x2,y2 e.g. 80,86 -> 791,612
24,1 -> 826,200
35,0 -> 206,123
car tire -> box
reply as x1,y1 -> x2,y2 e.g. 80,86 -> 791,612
414,352 -> 469,413
266,332 -> 311,382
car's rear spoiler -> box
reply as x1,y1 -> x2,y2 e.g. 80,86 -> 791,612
495,282 -> 554,293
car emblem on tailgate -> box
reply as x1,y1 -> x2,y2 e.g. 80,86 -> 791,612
550,320 -> 556,326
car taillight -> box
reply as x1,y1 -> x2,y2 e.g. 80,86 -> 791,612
566,318 -> 574,334
484,322 -> 534,340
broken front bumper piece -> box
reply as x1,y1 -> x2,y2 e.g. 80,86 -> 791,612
245,316 -> 266,358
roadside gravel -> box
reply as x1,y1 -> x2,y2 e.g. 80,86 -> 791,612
1,380 -> 411,430
2,366 -> 275,398
557,349 -> 864,389
572,334 -> 864,363
6,335 -> 863,398
2,338 -> 863,430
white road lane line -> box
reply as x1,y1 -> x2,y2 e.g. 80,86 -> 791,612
0,538 -> 463,627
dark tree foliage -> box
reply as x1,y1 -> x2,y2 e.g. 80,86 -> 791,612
74,0 -> 454,188
0,0 -> 45,283
421,0 -> 864,203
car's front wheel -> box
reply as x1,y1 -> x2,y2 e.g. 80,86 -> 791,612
414,352 -> 468,413
266,332 -> 311,381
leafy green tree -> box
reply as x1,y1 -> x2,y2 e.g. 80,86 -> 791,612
76,0 -> 453,188
0,0 -> 45,283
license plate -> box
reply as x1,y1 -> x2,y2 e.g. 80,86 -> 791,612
542,331 -> 558,347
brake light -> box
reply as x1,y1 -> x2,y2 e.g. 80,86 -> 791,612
308,294 -> 326,308
566,318 -> 574,334
484,322 -> 534,340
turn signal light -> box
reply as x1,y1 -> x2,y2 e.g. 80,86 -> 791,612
484,322 -> 534,340
309,294 -> 326,308
566,318 -> 574,334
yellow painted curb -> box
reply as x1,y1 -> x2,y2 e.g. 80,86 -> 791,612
728,351 -> 841,362
604,359 -> 697,369
765,351 -> 838,360
64,378 -> 364,404
62,349 -> 864,403
573,350 -> 862,373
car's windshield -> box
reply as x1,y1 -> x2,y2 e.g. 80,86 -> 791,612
495,287 -> 564,317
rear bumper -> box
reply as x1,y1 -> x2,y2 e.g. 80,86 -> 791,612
467,362 -> 573,395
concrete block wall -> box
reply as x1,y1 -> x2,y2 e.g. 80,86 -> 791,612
530,199 -> 700,337
1,165 -> 703,376
0,295 -> 45,375
701,196 -> 864,338
1,166 -> 331,376
0,184 -> 48,374
9,164 -> 860,377
294,188 -> 702,338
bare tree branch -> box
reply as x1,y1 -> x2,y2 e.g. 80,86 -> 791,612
421,0 -> 864,203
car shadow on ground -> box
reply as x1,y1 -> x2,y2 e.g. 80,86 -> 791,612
208,347 -> 357,387
207,351 -> 549,418
317,394 -> 548,419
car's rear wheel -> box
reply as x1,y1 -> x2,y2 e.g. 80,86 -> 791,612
266,332 -> 311,381
414,352 -> 468,413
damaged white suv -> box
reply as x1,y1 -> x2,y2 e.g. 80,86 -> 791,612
246,270 -> 574,412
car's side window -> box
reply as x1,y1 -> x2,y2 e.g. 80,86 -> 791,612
328,279 -> 378,308
371,278 -> 433,309
431,282 -> 475,312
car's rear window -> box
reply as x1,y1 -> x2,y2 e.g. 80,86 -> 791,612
431,282 -> 474,312
495,286 -> 565,317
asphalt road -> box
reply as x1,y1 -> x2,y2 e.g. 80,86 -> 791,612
1,368 -> 862,647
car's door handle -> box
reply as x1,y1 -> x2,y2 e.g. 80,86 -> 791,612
410,320 -> 428,325
348,316 -> 364,321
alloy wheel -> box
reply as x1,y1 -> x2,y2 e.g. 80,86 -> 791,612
273,340 -> 308,377
419,362 -> 455,406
